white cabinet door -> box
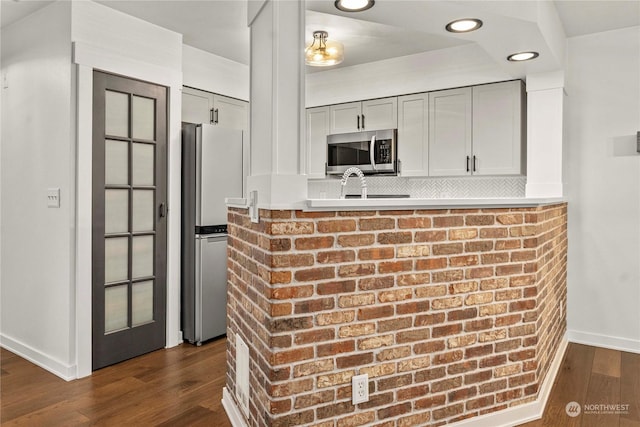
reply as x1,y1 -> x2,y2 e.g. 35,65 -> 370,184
362,97 -> 398,131
472,81 -> 524,175
213,94 -> 249,132
397,93 -> 429,177
329,102 -> 361,134
428,87 -> 472,176
306,106 -> 330,179
182,87 -> 214,124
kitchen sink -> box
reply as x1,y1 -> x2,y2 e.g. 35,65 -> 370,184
345,194 -> 410,199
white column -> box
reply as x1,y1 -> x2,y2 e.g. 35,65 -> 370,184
525,70 -> 565,198
246,0 -> 307,210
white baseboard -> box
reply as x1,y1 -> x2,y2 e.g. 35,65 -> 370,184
448,336 -> 569,427
0,334 -> 76,381
222,387 -> 249,427
567,329 -> 640,354
220,337 -> 569,427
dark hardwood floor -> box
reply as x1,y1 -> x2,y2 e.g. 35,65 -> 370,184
0,338 -> 232,426
1,340 -> 638,426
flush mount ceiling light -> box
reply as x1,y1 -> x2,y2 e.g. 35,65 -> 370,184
445,18 -> 483,33
335,0 -> 375,12
507,51 -> 540,62
305,31 -> 344,67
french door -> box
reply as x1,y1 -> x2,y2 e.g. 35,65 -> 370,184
92,71 -> 167,370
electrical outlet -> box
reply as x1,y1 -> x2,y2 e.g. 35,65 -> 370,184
47,188 -> 60,208
352,374 -> 369,405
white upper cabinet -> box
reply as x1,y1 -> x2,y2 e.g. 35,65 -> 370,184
397,93 -> 429,177
306,106 -> 330,179
361,97 -> 398,131
428,81 -> 524,177
329,97 -> 397,134
472,80 -> 525,175
182,87 -> 248,132
428,87 -> 472,176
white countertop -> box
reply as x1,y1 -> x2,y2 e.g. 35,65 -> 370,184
305,197 -> 565,211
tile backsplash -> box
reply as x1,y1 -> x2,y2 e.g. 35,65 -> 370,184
308,176 -> 527,199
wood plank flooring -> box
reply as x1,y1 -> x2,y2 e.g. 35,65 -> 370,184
1,338 -> 232,427
518,344 -> 640,427
1,340 -> 638,426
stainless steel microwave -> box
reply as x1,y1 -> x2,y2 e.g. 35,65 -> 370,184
326,129 -> 397,175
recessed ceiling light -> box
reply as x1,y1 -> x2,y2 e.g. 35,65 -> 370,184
335,0 -> 375,12
507,51 -> 540,62
445,18 -> 483,33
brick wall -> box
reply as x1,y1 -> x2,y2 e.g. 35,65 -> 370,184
226,203 -> 567,427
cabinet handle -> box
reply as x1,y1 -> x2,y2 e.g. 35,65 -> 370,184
213,108 -> 219,124
473,155 -> 477,172
357,115 -> 360,130
361,114 -> 365,130
466,156 -> 470,172
209,108 -> 214,124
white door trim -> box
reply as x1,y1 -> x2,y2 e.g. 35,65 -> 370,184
74,41 -> 183,378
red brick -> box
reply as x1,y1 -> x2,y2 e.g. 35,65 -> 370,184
509,372 -> 535,387
317,401 -> 355,419
398,217 -> 432,229
317,340 -> 355,357
317,220 -> 356,233
480,379 -> 507,394
466,267 -> 494,279
397,300 -> 430,315
414,394 -> 446,409
449,281 -> 479,294
379,260 -> 413,274
336,353 -> 374,369
379,289 -> 412,302
415,230 -> 447,242
496,388 -> 523,403
509,299 -> 537,312
449,228 -> 478,240
270,286 -> 314,300
270,222 -> 314,235
448,386 -> 477,402
509,349 -> 535,361
447,308 -> 477,321
415,258 -> 448,271
465,318 -> 494,332
359,276 -> 395,290
377,346 -> 411,362
338,263 -> 375,277
464,369 -> 493,385
414,340 -> 446,355
480,227 -> 508,239
481,252 -> 510,265
317,280 -> 356,295
378,403 -> 412,420
480,354 -> 507,368
358,247 -> 395,260
294,390 -> 335,409
434,216 -> 464,228
271,347 -> 314,365
294,328 -> 335,345
450,255 -> 480,267
271,254 -> 313,268
496,239 -> 522,250
433,243 -> 464,255
317,250 -> 356,264
336,412 -> 375,427
495,339 -> 521,353
295,236 -> 334,250
397,385 -> 429,401
496,264 -> 523,276
496,314 -> 522,327
358,305 -> 394,320
432,351 -> 463,365
465,241 -> 494,252
447,360 -> 478,374
338,233 -> 375,247
464,344 -> 493,359
397,328 -> 431,343
377,232 -> 412,244
270,271 -> 292,284
294,267 -> 335,282
414,312 -> 445,326
294,297 -> 335,314
466,395 -> 495,411
431,377 -> 463,393
432,323 -> 462,338
360,217 -> 395,231
294,210 -> 335,218
414,366 -> 447,383
497,214 -> 523,225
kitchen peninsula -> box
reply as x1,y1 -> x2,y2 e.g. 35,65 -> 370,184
225,197 -> 567,426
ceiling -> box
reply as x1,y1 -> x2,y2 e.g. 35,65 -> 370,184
2,0 -> 639,69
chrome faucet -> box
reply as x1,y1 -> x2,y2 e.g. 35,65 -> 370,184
340,167 -> 367,199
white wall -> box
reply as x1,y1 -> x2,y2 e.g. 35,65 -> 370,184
182,44 -> 249,101
305,44 -> 513,107
71,0 -> 184,377
565,26 -> 640,352
0,1 -> 76,378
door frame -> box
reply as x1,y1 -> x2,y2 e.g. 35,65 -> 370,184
74,41 -> 183,378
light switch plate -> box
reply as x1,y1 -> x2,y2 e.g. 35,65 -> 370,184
47,188 -> 60,208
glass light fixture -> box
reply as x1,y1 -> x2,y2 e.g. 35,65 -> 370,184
445,18 -> 483,33
305,31 -> 344,67
335,0 -> 375,12
507,51 -> 539,62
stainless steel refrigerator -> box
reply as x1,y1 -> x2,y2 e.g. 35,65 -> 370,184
181,123 -> 243,345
